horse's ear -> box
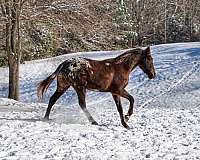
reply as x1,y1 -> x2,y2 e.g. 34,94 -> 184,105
146,46 -> 151,55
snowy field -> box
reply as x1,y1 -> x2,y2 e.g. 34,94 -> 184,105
0,42 -> 200,159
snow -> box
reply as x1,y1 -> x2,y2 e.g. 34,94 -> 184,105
0,42 -> 200,159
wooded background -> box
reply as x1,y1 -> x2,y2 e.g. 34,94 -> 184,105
0,0 -> 200,100
1,0 -> 200,66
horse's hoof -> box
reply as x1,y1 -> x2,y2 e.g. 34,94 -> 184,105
125,115 -> 130,122
91,121 -> 98,125
43,117 -> 49,121
124,125 -> 130,130
122,123 -> 130,129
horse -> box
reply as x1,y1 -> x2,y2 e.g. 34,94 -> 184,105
37,46 -> 156,129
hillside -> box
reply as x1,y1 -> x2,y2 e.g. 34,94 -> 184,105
0,42 -> 200,159
0,0 -> 118,66
1,0 -> 200,66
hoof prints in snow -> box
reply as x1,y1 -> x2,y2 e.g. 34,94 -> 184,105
1,42 -> 200,159
0,99 -> 200,159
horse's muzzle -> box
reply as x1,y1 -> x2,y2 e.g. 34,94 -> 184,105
148,72 -> 156,79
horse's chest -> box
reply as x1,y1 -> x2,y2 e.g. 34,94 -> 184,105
113,74 -> 129,87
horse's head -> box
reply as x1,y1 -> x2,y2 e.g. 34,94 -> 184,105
138,46 -> 156,79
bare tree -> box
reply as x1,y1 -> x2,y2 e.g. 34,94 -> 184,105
1,0 -> 24,100
0,0 -> 200,77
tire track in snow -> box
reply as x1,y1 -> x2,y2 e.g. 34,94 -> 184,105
139,61 -> 200,109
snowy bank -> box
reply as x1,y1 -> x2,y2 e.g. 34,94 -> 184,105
0,42 -> 200,159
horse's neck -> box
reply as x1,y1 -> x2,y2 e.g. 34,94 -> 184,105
116,53 -> 140,72
129,55 -> 141,72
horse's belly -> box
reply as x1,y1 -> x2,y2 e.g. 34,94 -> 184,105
86,74 -> 114,91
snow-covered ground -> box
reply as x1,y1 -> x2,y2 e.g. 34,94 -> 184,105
0,42 -> 200,159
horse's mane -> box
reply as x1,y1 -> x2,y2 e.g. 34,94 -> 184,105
114,48 -> 142,64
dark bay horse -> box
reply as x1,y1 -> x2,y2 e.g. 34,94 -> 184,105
37,47 -> 156,128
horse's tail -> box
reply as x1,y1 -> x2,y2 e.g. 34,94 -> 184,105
37,64 -> 64,101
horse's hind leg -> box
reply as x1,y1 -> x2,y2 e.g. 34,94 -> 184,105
75,87 -> 98,125
112,94 -> 129,129
44,89 -> 66,120
44,77 -> 70,120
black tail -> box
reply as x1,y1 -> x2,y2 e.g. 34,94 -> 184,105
37,64 -> 63,100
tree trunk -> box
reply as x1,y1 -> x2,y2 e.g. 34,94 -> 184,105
8,53 -> 19,99
164,0 -> 167,43
5,0 -> 21,100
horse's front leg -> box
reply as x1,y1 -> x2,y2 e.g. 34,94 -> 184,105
112,94 -> 130,129
75,87 -> 98,125
119,89 -> 134,122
